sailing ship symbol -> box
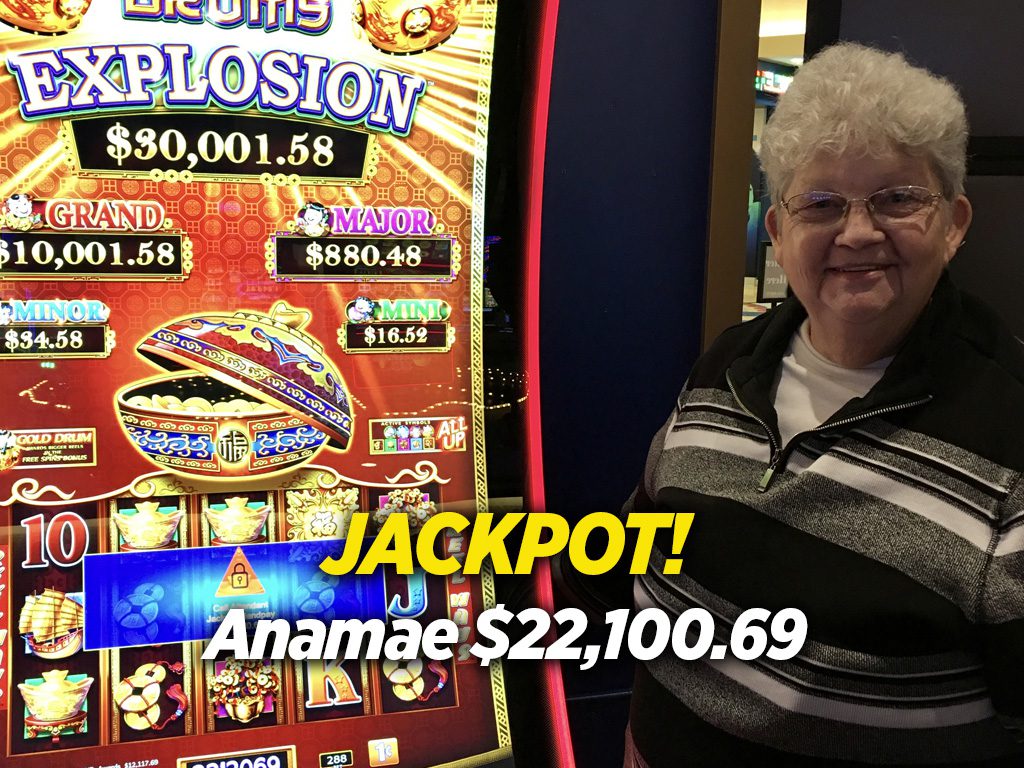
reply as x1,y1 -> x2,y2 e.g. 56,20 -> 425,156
19,588 -> 85,660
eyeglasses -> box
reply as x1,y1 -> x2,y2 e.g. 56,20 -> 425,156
780,186 -> 943,224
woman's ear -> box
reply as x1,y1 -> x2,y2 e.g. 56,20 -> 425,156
765,204 -> 784,266
944,195 -> 972,264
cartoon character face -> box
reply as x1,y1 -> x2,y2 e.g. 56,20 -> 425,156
383,426 -> 397,438
6,194 -> 32,218
410,426 -> 422,438
296,202 -> 331,234
397,426 -> 410,439
422,425 -> 434,437
302,207 -> 325,226
347,296 -> 375,324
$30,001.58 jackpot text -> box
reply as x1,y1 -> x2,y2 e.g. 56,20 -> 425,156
69,113 -> 374,184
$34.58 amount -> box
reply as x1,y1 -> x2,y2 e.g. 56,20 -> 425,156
5,328 -> 84,353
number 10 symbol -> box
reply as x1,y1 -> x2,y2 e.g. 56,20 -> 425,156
21,511 -> 89,568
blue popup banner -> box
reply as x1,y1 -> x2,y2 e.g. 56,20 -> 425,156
82,539 -> 386,650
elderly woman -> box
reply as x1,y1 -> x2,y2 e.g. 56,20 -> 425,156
623,44 -> 1024,766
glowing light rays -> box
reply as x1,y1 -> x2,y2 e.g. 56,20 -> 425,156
383,135 -> 470,207
0,142 -> 62,198
415,111 -> 475,155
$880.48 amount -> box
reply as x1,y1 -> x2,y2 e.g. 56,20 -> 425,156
306,242 -> 422,270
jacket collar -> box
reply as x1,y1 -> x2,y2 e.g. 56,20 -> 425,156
727,271 -> 959,433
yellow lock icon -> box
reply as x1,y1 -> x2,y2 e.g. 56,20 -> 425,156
231,563 -> 249,589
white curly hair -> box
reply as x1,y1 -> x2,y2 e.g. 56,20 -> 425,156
759,43 -> 968,204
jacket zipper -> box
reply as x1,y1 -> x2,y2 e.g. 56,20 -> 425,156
726,370 -> 932,492
726,371 -> 780,488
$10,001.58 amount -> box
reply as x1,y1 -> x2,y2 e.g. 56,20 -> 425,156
0,233 -> 184,280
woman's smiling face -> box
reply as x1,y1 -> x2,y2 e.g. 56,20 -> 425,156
766,152 -> 972,336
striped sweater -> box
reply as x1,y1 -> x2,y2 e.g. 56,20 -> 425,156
626,273 -> 1024,766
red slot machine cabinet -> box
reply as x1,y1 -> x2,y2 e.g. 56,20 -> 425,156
0,1 -> 573,767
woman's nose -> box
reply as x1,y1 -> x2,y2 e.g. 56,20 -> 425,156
834,200 -> 886,247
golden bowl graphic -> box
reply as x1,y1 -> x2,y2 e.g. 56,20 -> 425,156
116,371 -> 328,479
204,496 -> 272,544
224,694 -> 265,723
354,0 -> 468,55
112,501 -> 184,549
19,670 -> 93,722
115,302 -> 351,480
210,659 -> 279,722
0,0 -> 93,35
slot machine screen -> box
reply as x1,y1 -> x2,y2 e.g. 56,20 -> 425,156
0,2 -> 518,766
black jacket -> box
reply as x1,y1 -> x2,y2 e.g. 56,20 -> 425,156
627,272 -> 1024,766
